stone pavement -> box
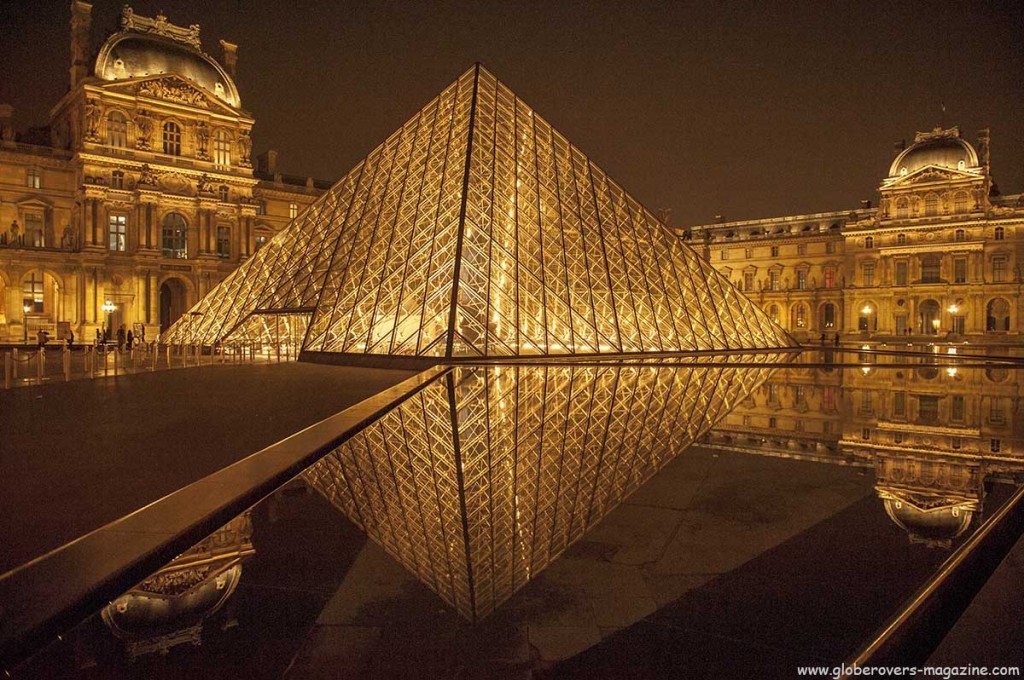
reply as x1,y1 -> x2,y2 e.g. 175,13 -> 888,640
0,362 -> 414,573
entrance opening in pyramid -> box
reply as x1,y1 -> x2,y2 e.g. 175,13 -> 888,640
165,64 -> 795,359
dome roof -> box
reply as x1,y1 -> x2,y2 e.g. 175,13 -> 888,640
888,128 -> 979,178
94,32 -> 240,108
882,496 -> 974,548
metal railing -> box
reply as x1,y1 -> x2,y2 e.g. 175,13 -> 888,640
2,342 -> 296,389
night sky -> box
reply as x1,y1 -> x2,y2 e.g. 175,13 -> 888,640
1,1 -> 1021,227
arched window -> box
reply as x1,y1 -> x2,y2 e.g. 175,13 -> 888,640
218,185 -> 229,202
986,298 -> 1011,332
896,197 -> 909,219
768,304 -> 779,324
924,194 -> 939,216
896,233 -> 906,245
162,121 -> 181,156
161,213 -> 188,259
954,229 -> 966,242
954,191 -> 969,213
821,303 -> 836,329
791,303 -> 807,329
107,111 -> 128,148
214,129 -> 231,167
858,303 -> 876,332
920,299 -> 940,334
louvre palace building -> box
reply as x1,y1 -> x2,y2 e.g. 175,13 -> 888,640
0,3 -> 329,344
685,127 -> 1023,346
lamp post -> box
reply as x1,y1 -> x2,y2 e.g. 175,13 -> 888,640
101,299 -> 116,342
22,304 -> 30,343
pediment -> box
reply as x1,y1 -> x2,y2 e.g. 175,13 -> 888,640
889,165 -> 980,188
100,75 -> 238,115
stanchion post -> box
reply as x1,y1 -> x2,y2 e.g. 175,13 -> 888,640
4,351 -> 11,389
37,348 -> 43,383
12,347 -> 19,380
63,346 -> 71,382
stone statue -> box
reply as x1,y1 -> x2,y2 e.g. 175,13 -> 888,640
195,121 -> 210,159
84,101 -> 101,141
133,110 -> 153,149
197,173 -> 214,194
138,164 -> 158,186
238,129 -> 252,166
10,220 -> 20,245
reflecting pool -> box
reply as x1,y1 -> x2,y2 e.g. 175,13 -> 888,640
11,351 -> 1024,679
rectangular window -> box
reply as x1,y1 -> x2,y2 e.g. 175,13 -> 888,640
23,273 -> 45,313
863,263 -> 875,286
823,387 -> 836,411
859,390 -> 872,415
289,203 -> 298,219
770,245 -> 779,257
744,248 -> 752,259
992,256 -> 1007,283
214,132 -> 231,167
895,261 -> 908,286
721,249 -> 729,261
24,213 -> 44,247
743,272 -> 754,292
742,415 -> 751,427
919,396 -> 939,425
893,392 -> 907,418
796,270 -> 807,290
990,400 -> 1005,425
769,271 -> 779,291
991,439 -> 1001,453
26,168 -> 41,189
111,170 -> 124,190
921,257 -> 941,283
797,243 -> 807,255
951,437 -> 962,450
824,267 -> 835,289
216,226 -> 231,259
862,427 -> 871,441
108,215 -> 126,252
951,395 -> 965,422
768,417 -> 777,429
826,241 -> 835,254
823,421 -> 832,435
256,201 -> 267,216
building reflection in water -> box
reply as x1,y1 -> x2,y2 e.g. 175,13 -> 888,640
304,358 -> 782,621
702,355 -> 1024,548
99,512 -> 254,659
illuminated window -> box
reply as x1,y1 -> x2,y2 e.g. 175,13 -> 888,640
954,258 -> 966,284
214,129 -> 231,167
796,270 -> 807,290
23,272 -> 45,313
162,121 -> 181,156
111,170 -> 124,189
821,302 -> 836,329
768,304 -> 779,323
218,185 -> 229,202
954,229 -> 965,242
864,236 -> 873,249
26,168 -> 41,189
216,226 -> 231,259
862,262 -> 875,287
987,298 -> 1010,331
289,203 -> 298,219
769,270 -> 779,291
107,111 -> 128,148
791,303 -> 806,328
896,233 -> 906,245
924,194 -> 939,216
108,215 -> 126,252
24,213 -> 44,247
824,266 -> 836,289
994,227 -> 1004,241
895,261 -> 908,286
161,213 -> 188,259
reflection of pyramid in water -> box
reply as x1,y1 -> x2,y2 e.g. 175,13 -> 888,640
165,64 -> 793,357
304,359 -> 780,620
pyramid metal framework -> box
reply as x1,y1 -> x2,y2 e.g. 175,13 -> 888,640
165,65 -> 794,358
304,358 -> 780,620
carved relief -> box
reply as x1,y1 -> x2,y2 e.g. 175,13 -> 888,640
137,78 -> 210,108
121,6 -> 201,49
138,164 -> 159,186
158,172 -> 195,196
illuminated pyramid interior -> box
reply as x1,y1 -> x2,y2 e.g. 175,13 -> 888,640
165,64 -> 794,358
304,359 -> 780,620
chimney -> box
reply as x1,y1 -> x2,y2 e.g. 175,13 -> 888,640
0,105 -> 14,143
860,199 -> 872,209
219,40 -> 238,79
69,1 -> 93,89
256,150 -> 278,175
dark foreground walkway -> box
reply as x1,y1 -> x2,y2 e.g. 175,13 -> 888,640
0,362 -> 414,573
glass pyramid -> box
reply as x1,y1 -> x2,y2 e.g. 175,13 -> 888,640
165,65 -> 793,358
304,359 -> 780,620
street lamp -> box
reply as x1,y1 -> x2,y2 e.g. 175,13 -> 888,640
22,304 -> 30,343
101,299 -> 116,342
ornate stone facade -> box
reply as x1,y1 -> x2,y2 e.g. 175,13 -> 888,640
686,127 -> 1023,346
0,4 -> 328,343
